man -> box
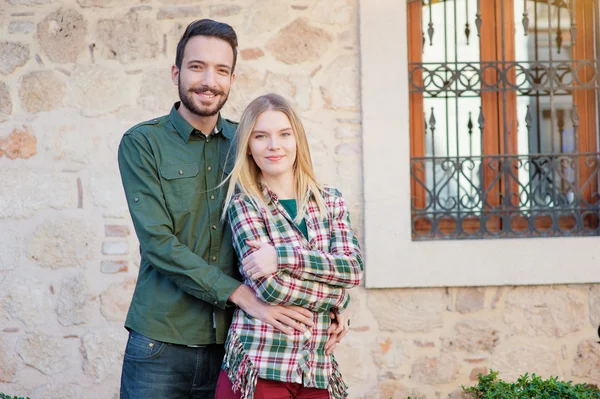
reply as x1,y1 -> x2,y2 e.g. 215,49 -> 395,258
118,19 -> 345,399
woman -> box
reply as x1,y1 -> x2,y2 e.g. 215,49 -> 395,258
215,94 -> 363,399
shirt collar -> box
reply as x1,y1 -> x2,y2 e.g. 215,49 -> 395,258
259,182 -> 278,203
169,102 -> 226,143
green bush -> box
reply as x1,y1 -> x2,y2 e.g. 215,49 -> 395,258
464,370 -> 600,398
406,370 -> 600,399
0,394 -> 30,399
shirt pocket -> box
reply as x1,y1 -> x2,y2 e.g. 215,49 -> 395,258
159,163 -> 199,213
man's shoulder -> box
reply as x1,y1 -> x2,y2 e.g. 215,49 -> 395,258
123,115 -> 169,138
223,117 -> 239,127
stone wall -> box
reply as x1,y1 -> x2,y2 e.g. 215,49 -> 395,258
0,0 -> 599,398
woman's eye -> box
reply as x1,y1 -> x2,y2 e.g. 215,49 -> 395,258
281,132 -> 292,137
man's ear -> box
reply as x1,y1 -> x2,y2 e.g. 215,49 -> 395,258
230,72 -> 236,86
171,65 -> 179,86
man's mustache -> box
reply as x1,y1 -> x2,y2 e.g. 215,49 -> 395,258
188,85 -> 225,96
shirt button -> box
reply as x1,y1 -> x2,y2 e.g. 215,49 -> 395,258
214,301 -> 218,305
178,170 -> 183,175
207,166 -> 212,171
212,225 -> 217,230
212,256 -> 217,261
134,197 -> 139,202
210,195 -> 215,200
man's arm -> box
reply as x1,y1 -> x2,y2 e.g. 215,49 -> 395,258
118,132 -> 241,308
228,196 -> 350,313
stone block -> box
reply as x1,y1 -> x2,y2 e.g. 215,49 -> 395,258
157,6 -> 203,20
56,273 -> 89,326
0,81 -> 11,122
44,122 -> 102,165
240,48 -> 265,61
27,216 -> 97,268
81,328 -> 127,382
7,0 -> 52,4
70,65 -> 133,116
367,288 -> 448,332
1,275 -> 53,326
491,344 -> 562,382
321,55 -> 360,111
0,169 -> 73,219
90,167 -> 129,217
105,225 -> 130,237
0,125 -> 37,159
101,260 -> 128,274
572,340 -> 600,380
372,337 -> 409,379
19,70 -> 66,113
8,21 -> 34,34
335,124 -> 361,139
589,285 -> 600,328
102,241 -> 129,256
334,332 -> 377,392
0,229 -> 21,272
364,380 -> 422,399
410,354 -> 460,384
96,17 -> 159,64
0,336 -> 19,383
311,0 -> 355,26
504,286 -> 585,337
264,73 -> 312,111
209,5 -> 242,17
441,320 -> 499,353
243,1 -> 290,36
0,41 -> 29,75
100,277 -> 136,321
17,333 -> 68,375
36,8 -> 86,63
335,143 -> 361,157
266,19 -> 331,65
31,383 -> 87,399
456,287 -> 486,313
138,68 -> 177,113
77,0 -> 128,7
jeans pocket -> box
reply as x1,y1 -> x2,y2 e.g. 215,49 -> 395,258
124,331 -> 166,360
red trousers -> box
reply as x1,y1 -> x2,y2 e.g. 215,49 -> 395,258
215,369 -> 330,399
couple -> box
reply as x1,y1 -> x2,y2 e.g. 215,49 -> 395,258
118,18 -> 363,399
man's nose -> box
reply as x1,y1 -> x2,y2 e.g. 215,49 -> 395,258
201,68 -> 216,86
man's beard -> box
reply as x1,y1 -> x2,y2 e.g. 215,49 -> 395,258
178,79 -> 230,117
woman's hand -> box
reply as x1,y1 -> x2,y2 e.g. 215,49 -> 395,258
242,240 -> 278,280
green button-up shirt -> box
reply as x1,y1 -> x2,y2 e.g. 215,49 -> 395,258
118,102 -> 242,345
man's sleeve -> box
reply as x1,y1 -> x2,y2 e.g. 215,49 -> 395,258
276,188 -> 364,288
228,195 -> 349,313
118,131 -> 241,308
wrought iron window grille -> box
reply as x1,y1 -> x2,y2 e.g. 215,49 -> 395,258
409,0 -> 600,239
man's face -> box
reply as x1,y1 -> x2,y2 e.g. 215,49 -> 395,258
173,36 -> 235,117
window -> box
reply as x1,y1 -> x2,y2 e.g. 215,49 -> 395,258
409,0 -> 600,239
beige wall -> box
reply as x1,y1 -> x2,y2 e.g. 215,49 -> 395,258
0,0 -> 599,398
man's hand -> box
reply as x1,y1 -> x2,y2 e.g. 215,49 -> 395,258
229,285 -> 313,335
324,309 -> 349,355
243,240 -> 278,280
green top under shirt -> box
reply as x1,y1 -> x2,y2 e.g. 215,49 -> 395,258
278,199 -> 309,240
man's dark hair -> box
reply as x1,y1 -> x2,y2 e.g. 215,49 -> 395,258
175,19 -> 238,72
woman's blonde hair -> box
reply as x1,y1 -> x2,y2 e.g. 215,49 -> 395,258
222,93 -> 327,223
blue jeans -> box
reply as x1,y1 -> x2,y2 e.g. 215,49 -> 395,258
120,330 -> 225,399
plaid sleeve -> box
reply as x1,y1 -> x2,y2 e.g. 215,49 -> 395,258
277,188 -> 363,288
228,195 -> 349,313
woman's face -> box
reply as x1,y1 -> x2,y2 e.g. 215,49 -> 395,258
248,110 -> 297,181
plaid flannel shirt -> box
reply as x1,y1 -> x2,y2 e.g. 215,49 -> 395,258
222,184 -> 363,399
